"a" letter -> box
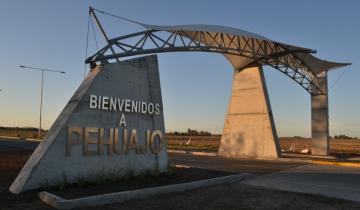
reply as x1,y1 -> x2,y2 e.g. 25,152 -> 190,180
118,114 -> 126,127
126,129 -> 140,154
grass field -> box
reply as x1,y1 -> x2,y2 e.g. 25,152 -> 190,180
167,135 -> 360,155
1,128 -> 359,154
0,129 -> 47,139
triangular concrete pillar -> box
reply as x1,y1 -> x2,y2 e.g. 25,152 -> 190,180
218,64 -> 280,159
10,55 -> 168,193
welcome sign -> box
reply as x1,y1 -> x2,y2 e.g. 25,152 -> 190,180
10,55 -> 168,193
66,94 -> 164,157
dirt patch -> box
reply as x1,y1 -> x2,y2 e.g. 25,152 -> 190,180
0,145 -> 33,190
50,167 -> 234,199
2,182 -> 360,210
0,145 -> 46,210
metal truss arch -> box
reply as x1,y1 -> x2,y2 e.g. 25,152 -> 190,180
86,29 -> 328,95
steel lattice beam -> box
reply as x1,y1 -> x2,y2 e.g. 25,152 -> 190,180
86,29 -> 326,95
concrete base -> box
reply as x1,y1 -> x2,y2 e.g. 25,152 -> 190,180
218,64 -> 280,159
10,55 -> 168,193
311,71 -> 329,156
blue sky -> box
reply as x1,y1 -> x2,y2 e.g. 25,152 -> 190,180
0,0 -> 359,137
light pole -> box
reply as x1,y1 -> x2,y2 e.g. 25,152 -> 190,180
19,65 -> 65,139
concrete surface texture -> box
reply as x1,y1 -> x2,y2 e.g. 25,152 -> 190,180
311,71 -> 329,156
218,64 -> 280,159
243,164 -> 360,203
10,55 -> 168,194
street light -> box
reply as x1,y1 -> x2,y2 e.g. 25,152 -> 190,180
19,65 -> 66,139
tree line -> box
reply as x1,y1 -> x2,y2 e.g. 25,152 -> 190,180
167,128 -> 213,136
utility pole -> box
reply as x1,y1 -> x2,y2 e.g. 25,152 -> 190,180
19,65 -> 65,139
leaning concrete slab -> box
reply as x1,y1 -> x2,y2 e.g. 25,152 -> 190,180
218,64 -> 280,159
39,173 -> 250,209
311,71 -> 329,156
10,55 -> 168,194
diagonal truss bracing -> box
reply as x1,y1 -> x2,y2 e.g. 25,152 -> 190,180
86,29 -> 326,95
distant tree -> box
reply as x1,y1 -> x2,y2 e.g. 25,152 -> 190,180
334,134 -> 354,139
0,126 -> 48,132
167,128 -> 212,136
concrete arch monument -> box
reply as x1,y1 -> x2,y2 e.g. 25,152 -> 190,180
85,10 -> 349,158
10,8 -> 350,193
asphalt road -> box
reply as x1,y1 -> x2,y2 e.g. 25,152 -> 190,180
243,164 -> 360,203
0,137 -> 305,174
169,152 -> 360,202
0,137 -> 39,150
169,152 -> 305,174
0,137 -> 40,150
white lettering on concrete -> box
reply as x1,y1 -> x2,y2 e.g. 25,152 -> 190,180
119,114 -> 126,127
141,102 -> 147,114
109,97 -> 117,111
148,103 -> 154,114
89,95 -> 97,109
117,98 -> 125,111
89,94 -> 160,115
155,104 -> 160,115
125,99 -> 131,112
102,96 -> 109,110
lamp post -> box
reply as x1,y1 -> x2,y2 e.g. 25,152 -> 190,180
19,65 -> 65,139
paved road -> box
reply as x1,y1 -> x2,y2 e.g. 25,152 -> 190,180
170,152 -> 360,203
242,164 -> 360,203
0,138 -> 306,174
169,152 -> 305,174
0,137 -> 39,150
0,138 -> 305,174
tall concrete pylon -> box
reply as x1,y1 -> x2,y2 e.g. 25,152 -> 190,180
10,55 -> 168,193
311,71 -> 329,155
218,64 -> 280,159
